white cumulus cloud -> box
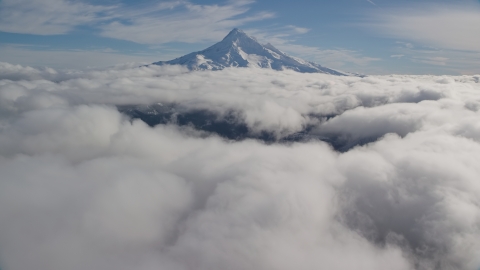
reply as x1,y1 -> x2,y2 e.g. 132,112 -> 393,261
0,63 -> 480,270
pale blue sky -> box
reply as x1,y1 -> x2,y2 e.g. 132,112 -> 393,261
0,0 -> 479,74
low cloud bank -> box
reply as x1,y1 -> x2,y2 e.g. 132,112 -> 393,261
0,63 -> 479,270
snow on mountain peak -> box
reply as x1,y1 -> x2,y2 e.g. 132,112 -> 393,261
223,28 -> 248,39
152,28 -> 349,75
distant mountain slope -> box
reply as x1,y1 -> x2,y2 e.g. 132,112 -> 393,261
152,28 -> 349,75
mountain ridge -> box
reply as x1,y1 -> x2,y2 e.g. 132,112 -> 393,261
152,28 -> 349,76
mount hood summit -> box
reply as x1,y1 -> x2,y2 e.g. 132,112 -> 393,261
152,28 -> 348,75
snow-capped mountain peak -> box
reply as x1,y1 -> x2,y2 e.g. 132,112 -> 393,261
222,28 -> 254,42
152,28 -> 348,75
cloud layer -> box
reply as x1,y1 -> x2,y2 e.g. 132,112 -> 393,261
0,63 -> 480,270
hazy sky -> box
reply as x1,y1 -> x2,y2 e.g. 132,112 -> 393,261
0,0 -> 479,74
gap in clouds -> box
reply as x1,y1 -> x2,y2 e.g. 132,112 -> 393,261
117,86 -> 446,152
117,103 -> 386,152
